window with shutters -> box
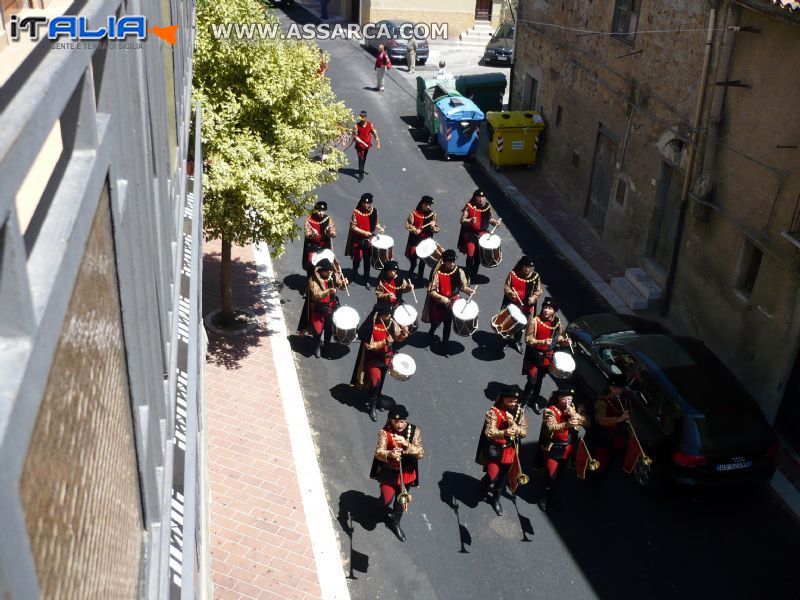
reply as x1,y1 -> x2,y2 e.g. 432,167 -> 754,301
611,0 -> 639,45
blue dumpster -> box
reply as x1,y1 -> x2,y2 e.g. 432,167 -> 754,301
434,96 -> 485,160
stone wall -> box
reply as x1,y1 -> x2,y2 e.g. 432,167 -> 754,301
19,192 -> 143,598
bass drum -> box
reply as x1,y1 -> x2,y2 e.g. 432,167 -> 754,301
332,306 -> 359,344
389,353 -> 417,381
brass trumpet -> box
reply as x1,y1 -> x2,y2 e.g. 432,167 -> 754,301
513,437 -> 529,486
588,457 -> 600,471
397,454 -> 412,510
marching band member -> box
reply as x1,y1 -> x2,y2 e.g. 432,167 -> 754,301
344,193 -> 383,290
458,189 -> 499,283
537,388 -> 589,512
421,249 -> 474,355
475,386 -> 528,516
591,373 -> 631,478
522,297 -> 565,413
302,200 -> 336,273
350,301 -> 409,421
501,256 -> 542,353
375,260 -> 413,306
369,404 -> 424,542
296,259 -> 348,359
354,110 -> 380,181
404,195 -> 440,281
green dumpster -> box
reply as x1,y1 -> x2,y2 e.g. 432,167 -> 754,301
486,110 -> 545,169
423,82 -> 461,142
455,72 -> 507,113
416,77 -> 438,121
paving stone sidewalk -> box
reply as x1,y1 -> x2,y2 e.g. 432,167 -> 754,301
203,240 -> 324,600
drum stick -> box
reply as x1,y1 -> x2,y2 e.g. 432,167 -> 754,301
408,280 -> 418,304
465,286 -> 478,308
336,262 -> 350,297
378,280 -> 396,301
354,136 -> 369,148
489,218 -> 503,235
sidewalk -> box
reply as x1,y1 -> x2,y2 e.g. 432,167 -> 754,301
203,239 -> 349,599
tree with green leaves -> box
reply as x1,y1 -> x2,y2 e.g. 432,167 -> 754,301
194,0 -> 352,326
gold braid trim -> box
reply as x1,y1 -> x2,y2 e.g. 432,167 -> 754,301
354,207 -> 374,217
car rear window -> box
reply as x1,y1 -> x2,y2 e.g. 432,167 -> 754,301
692,412 -> 769,453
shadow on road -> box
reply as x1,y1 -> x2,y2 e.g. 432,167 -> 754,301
471,330 -> 507,362
288,333 -> 314,358
337,490 -> 383,579
438,471 -> 483,510
282,273 -> 307,294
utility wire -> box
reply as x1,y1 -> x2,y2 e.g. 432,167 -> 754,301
519,18 -> 742,36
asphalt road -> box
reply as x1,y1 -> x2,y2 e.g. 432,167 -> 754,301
269,7 -> 800,599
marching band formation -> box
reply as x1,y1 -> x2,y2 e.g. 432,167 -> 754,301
296,188 -> 650,542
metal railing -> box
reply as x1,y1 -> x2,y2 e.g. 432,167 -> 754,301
0,0 -> 204,597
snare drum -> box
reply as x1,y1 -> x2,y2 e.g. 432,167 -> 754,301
478,233 -> 502,268
549,351 -> 576,379
490,304 -> 528,339
415,238 -> 444,269
452,298 -> 479,337
393,304 -> 418,334
311,248 -> 336,267
389,353 -> 416,381
332,306 -> 359,344
370,234 -> 394,269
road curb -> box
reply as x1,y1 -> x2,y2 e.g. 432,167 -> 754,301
253,243 -> 351,600
473,152 -> 632,314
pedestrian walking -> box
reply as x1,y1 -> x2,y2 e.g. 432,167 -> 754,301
302,200 -> 336,273
296,259 -> 348,359
500,256 -> 542,353
406,37 -> 417,73
344,193 -> 384,288
458,189 -> 499,283
404,196 -> 439,281
353,111 -> 380,181
521,297 -> 565,412
536,388 -> 589,512
421,249 -> 474,355
475,386 -> 528,516
350,302 -> 409,421
369,404 -> 424,541
375,44 -> 391,91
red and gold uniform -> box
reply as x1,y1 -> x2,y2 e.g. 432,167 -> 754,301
522,298 -> 562,409
536,389 -> 589,511
353,114 -> 379,181
350,303 -> 409,421
420,250 -> 474,347
475,389 -> 528,515
344,194 -> 382,285
591,386 -> 630,473
404,196 -> 439,280
458,190 -> 498,281
375,261 -> 412,306
296,260 -> 347,357
302,208 -> 336,272
369,405 -> 423,541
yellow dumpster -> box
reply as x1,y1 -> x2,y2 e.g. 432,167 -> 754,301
486,111 -> 545,169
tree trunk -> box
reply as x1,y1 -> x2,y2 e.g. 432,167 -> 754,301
220,236 -> 235,326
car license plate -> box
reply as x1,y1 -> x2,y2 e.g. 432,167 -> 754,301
497,56 -> 509,61
715,461 -> 752,472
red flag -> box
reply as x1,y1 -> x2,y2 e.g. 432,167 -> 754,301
623,434 -> 644,474
575,438 -> 592,480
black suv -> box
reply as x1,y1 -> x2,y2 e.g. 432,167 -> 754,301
566,314 -> 778,488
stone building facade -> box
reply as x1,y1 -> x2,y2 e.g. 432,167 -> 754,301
0,0 -> 207,597
358,0 -> 503,38
511,0 -> 800,448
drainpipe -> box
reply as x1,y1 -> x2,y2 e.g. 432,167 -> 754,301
661,6 -> 717,316
507,0 -> 519,109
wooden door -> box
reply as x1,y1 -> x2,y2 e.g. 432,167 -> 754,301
584,127 -> 618,236
475,0 -> 491,21
350,0 -> 360,23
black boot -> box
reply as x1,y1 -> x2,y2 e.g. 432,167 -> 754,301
388,508 -> 406,542
478,474 -> 491,500
417,260 -> 425,281
313,337 -> 322,358
367,394 -> 378,422
352,259 -> 361,283
490,487 -> 503,516
538,486 -> 551,512
364,260 -> 371,290
427,325 -> 437,345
